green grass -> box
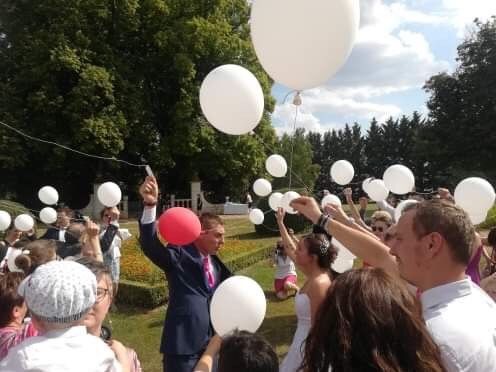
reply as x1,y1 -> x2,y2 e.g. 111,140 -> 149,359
110,258 -> 301,372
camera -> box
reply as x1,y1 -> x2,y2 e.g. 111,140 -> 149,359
100,325 -> 112,342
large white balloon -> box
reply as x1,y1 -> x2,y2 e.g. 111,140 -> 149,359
200,65 -> 264,135
281,191 -> 300,214
253,179 -> 272,197
394,199 -> 419,223
330,160 -> 354,185
454,177 -> 496,214
210,276 -> 266,336
249,209 -> 265,225
266,154 -> 287,178
97,182 -> 122,207
250,0 -> 359,90
367,180 -> 389,202
383,165 -> 415,195
14,214 -> 34,232
0,211 -> 11,231
468,211 -> 487,225
38,186 -> 59,205
40,207 -> 57,224
321,194 -> 342,209
268,192 -> 283,211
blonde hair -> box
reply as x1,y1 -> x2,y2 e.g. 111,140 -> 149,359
371,211 -> 393,226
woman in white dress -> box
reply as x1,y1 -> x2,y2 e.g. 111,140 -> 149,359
276,208 -> 337,372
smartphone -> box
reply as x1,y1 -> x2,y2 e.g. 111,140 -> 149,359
145,165 -> 154,177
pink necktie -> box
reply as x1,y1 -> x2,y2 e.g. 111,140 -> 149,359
203,256 -> 215,288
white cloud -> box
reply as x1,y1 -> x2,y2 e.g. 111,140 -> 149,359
272,0 -> 449,133
440,0 -> 496,36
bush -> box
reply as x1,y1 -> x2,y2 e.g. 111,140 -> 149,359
116,279 -> 167,308
224,244 -> 273,272
120,237 -> 164,285
254,195 -> 312,236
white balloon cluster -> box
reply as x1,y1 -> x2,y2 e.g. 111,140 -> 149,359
38,186 -> 59,205
281,191 -> 300,214
210,276 -> 266,336
366,179 -> 389,202
253,178 -> 272,197
321,194 -> 342,209
14,214 -> 34,232
266,155 -> 287,178
40,207 -> 57,224
455,177 -> 496,225
249,209 -> 265,225
268,192 -> 283,212
383,165 -> 415,195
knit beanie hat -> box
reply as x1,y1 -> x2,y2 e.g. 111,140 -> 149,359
18,260 -> 96,323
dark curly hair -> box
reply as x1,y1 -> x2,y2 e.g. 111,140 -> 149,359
303,233 -> 338,276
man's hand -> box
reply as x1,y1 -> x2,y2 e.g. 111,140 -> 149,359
139,176 -> 159,206
290,197 -> 321,224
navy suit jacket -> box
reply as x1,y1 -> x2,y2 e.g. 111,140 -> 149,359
139,222 -> 232,355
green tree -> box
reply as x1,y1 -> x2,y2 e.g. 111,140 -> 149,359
423,18 -> 496,187
0,0 -> 276,206
272,128 -> 320,194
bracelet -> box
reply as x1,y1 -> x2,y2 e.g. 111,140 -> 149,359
317,213 -> 330,230
143,201 -> 157,207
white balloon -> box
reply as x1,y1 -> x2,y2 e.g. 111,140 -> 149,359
0,211 -> 11,231
40,207 -> 57,224
253,178 -> 272,197
6,248 -> 23,273
14,214 -> 34,232
332,238 -> 356,259
281,191 -> 300,214
468,211 -> 488,225
362,177 -> 374,194
200,64 -> 264,135
250,0 -> 359,90
249,209 -> 265,225
394,199 -> 419,223
321,194 -> 342,209
210,276 -> 266,336
97,182 -> 122,207
38,186 -> 59,205
268,192 -> 284,211
367,180 -> 389,202
330,160 -> 354,185
383,165 -> 415,195
454,177 -> 496,214
266,154 -> 287,178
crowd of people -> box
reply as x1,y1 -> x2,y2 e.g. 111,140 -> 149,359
1,177 -> 496,372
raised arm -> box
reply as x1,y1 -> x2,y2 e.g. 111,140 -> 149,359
291,197 -> 398,275
344,188 -> 369,230
81,219 -> 103,262
323,203 -> 380,242
275,208 -> 297,262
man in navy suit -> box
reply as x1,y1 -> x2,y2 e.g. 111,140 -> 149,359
139,176 -> 232,372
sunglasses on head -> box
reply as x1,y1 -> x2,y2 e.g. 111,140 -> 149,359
371,226 -> 384,233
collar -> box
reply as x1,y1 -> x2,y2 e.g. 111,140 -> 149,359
43,325 -> 87,339
421,277 -> 473,312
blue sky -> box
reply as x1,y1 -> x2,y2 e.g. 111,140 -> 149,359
271,0 -> 496,134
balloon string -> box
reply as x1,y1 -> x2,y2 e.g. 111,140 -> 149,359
0,120 -> 148,168
288,104 -> 299,190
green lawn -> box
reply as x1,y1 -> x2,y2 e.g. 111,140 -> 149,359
111,260 -> 300,372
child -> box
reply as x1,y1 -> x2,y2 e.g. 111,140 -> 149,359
273,240 -> 299,299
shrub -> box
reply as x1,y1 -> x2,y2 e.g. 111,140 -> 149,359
120,237 -> 164,285
116,280 -> 167,308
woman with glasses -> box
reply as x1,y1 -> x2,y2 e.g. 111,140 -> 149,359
370,211 -> 393,243
78,257 -> 142,372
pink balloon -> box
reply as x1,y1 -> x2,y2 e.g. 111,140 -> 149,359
158,207 -> 201,246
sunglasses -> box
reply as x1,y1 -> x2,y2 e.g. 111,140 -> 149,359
371,226 -> 384,233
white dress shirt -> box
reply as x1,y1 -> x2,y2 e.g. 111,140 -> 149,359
421,278 -> 496,372
0,325 -> 122,372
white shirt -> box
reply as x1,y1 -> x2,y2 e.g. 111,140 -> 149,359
274,255 -> 297,279
0,325 -> 122,372
58,228 -> 66,242
421,278 -> 496,372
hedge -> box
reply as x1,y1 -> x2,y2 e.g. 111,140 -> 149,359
117,242 -> 274,308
